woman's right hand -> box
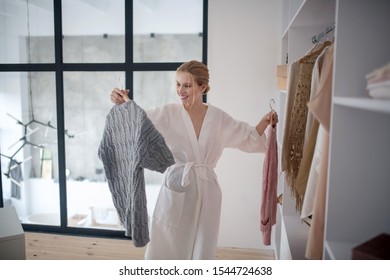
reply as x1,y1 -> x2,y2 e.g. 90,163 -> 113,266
111,88 -> 130,105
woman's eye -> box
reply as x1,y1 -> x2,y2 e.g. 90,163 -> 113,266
176,83 -> 191,89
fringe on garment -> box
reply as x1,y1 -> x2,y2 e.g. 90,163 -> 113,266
284,45 -> 329,213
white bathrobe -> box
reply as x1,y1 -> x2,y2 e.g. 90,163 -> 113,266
144,103 -> 267,259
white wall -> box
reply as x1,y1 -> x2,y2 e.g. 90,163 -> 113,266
208,0 -> 282,250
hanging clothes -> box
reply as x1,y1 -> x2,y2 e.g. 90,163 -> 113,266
295,46 -> 330,212
283,41 -> 331,211
98,100 -> 175,247
144,103 -> 267,259
303,46 -> 329,144
300,124 -> 325,221
305,43 -> 334,259
260,123 -> 278,246
281,42 -> 328,173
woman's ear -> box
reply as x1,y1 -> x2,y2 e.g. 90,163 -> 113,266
201,84 -> 207,93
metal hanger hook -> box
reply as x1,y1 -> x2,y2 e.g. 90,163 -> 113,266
269,98 -> 276,111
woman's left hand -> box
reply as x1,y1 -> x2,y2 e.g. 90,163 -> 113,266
268,111 -> 279,126
256,111 -> 279,136
261,111 -> 279,127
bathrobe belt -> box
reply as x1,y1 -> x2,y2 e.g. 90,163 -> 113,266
177,162 -> 214,187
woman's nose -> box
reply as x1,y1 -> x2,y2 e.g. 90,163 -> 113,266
177,86 -> 184,94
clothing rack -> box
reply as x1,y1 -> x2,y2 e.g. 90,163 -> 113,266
311,23 -> 335,44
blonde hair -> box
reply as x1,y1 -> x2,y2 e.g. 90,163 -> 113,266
177,60 -> 210,94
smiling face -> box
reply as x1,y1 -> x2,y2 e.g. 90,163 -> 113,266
176,71 -> 205,108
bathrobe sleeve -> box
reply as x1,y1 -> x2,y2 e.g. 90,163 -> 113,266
221,110 -> 267,153
145,105 -> 171,136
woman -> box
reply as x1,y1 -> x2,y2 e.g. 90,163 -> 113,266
111,60 -> 278,259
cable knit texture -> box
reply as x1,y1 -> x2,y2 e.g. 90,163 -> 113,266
98,101 -> 175,247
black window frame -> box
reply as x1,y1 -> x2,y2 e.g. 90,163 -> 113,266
0,0 -> 208,238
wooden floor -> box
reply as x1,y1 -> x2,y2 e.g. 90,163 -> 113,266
25,232 -> 275,260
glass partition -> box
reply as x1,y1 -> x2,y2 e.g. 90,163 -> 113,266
0,71 -> 60,225
0,0 -> 55,63
0,0 -> 206,236
63,71 -> 124,229
133,71 -> 178,110
133,0 -> 203,62
62,0 -> 125,63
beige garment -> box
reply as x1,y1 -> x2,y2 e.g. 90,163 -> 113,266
305,43 -> 334,259
305,130 -> 329,259
301,123 -> 324,221
295,119 -> 319,200
304,47 -> 329,143
295,47 -> 329,206
308,44 -> 334,132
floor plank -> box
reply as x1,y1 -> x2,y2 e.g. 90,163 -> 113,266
25,232 -> 275,260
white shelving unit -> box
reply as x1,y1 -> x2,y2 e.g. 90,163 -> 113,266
275,0 -> 390,260
333,97 -> 390,114
325,0 -> 390,260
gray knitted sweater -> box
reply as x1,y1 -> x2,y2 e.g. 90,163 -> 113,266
98,101 -> 174,247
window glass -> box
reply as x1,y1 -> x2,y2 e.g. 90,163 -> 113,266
0,0 -> 54,63
133,71 -> 178,110
133,70 -> 179,211
62,0 -> 125,63
133,0 -> 203,62
0,0 -> 206,234
63,71 -> 126,230
0,72 -> 60,225
62,71 -> 179,229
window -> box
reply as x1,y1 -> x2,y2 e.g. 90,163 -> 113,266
0,0 -> 207,237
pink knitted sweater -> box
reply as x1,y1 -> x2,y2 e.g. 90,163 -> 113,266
260,125 -> 278,246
